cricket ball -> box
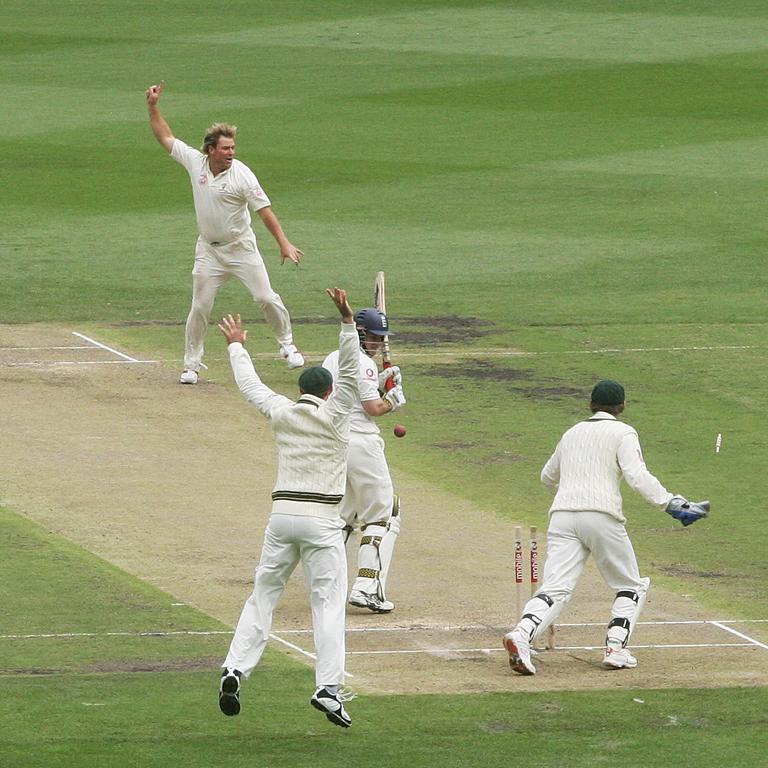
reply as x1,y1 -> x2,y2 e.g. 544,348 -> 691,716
393,424 -> 407,438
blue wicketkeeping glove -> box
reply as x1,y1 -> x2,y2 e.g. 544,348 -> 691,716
665,496 -> 710,527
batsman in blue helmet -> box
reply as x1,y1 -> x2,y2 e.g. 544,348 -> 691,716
321,307 -> 406,614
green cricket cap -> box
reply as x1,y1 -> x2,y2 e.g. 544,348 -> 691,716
298,366 -> 333,397
591,379 -> 625,406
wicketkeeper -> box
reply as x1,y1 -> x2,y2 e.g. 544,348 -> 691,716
504,379 -> 709,675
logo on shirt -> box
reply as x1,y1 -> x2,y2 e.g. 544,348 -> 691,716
199,174 -> 208,186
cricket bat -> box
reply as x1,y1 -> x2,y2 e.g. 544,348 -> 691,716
373,271 -> 395,391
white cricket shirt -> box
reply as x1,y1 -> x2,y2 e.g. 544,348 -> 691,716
170,139 -> 271,245
541,412 -> 673,522
227,323 -> 359,519
322,347 -> 381,435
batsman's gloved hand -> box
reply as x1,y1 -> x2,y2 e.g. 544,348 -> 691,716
378,366 -> 402,391
384,384 -> 406,411
665,495 -> 710,527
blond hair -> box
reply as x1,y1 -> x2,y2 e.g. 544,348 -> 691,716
200,122 -> 237,154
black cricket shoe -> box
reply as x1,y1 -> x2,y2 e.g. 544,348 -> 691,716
310,686 -> 352,728
219,668 -> 242,716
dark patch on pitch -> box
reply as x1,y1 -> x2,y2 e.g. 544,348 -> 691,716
396,316 -> 494,345
431,361 -> 537,383
427,361 -> 584,401
1,658 -> 223,676
82,657 -> 222,674
481,720 -> 528,733
659,564 -> 731,579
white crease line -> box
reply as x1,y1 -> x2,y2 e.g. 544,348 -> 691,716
710,621 -> 768,650
72,331 -> 140,362
392,345 -> 756,359
276,619 -> 768,634
268,632 -> 317,661
528,619 -> 768,628
348,642 -> 755,656
0,628 -> 348,675
268,633 -> 353,678
2,360 -> 159,368
2,343 -> 757,366
0,345 -> 93,351
0,630 -> 232,640
4,619 -> 764,641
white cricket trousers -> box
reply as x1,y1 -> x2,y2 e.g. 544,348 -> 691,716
183,233 -> 293,372
339,432 -> 394,594
520,510 -> 645,622
224,513 -> 348,686
340,432 -> 393,527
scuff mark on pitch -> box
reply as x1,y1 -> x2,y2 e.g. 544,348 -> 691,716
425,360 -> 584,401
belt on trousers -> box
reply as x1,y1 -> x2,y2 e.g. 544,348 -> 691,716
272,490 -> 344,505
203,237 -> 236,247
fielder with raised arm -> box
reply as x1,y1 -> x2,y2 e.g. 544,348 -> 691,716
504,379 -> 709,675
217,288 -> 358,728
145,81 -> 305,384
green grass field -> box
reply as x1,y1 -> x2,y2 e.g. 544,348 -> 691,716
2,1 -> 767,765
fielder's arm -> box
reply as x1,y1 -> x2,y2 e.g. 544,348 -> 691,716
616,433 -> 673,506
218,314 -> 291,417
323,287 -> 361,417
145,81 -> 175,153
540,444 -> 561,491
257,207 -> 303,266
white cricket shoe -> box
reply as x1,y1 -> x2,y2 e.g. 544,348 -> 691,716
310,686 -> 352,728
503,629 -> 536,675
179,369 -> 198,385
280,344 -> 305,369
348,590 -> 394,614
602,646 -> 638,669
